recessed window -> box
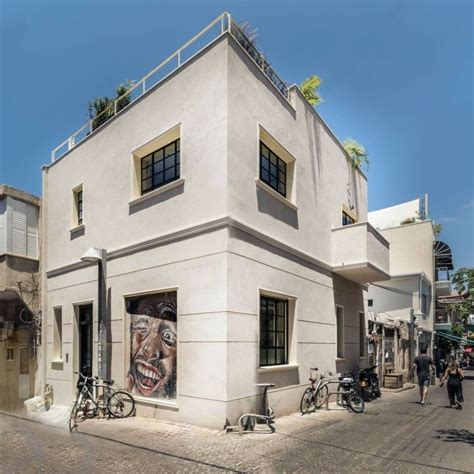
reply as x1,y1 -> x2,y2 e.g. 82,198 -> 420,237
260,142 -> 286,197
141,139 -> 180,195
260,295 -> 288,366
7,347 -> 14,361
258,127 -> 296,204
342,211 -> 355,226
368,299 -> 373,307
73,185 -> 83,227
53,307 -> 63,361
336,306 -> 345,359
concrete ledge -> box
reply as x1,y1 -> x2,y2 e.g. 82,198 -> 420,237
381,383 -> 415,393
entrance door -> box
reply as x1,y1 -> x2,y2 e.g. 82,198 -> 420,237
79,304 -> 93,377
18,346 -> 30,400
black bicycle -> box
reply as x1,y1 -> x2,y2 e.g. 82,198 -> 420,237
69,371 -> 135,432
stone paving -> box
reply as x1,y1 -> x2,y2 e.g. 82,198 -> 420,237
1,372 -> 473,472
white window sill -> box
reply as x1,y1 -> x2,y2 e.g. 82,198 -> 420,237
70,224 -> 85,234
129,178 -> 185,207
255,178 -> 298,211
133,395 -> 178,410
257,363 -> 299,374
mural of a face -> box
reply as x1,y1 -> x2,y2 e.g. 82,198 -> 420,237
127,293 -> 177,399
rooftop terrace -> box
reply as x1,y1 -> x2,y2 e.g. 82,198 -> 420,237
51,12 -> 289,162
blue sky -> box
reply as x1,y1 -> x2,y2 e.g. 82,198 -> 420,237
1,0 -> 473,269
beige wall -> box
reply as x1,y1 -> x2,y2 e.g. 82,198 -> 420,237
43,35 -> 371,428
380,221 -> 434,279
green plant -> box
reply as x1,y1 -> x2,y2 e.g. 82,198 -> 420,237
400,217 -> 416,225
300,75 -> 323,106
343,139 -> 369,170
445,267 -> 474,338
88,80 -> 134,131
432,222 -> 442,239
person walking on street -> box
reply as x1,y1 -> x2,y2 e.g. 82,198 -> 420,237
411,345 -> 436,406
440,357 -> 464,409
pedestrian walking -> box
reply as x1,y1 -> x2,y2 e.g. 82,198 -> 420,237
439,357 -> 464,409
411,345 -> 436,406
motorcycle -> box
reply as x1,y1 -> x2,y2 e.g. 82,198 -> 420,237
358,365 -> 381,402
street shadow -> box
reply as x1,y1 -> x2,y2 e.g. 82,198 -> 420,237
433,429 -> 474,446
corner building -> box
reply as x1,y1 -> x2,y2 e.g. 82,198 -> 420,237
42,16 -> 389,428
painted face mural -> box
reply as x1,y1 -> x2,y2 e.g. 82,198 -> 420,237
126,292 -> 177,399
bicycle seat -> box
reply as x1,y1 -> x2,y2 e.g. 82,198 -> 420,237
256,383 -> 275,387
103,379 -> 115,385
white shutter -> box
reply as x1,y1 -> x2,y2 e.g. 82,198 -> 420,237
26,204 -> 38,258
0,199 -> 6,254
12,199 -> 27,255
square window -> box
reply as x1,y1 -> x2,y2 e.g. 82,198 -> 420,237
140,139 -> 180,194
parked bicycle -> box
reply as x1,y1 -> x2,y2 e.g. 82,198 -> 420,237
300,367 -> 365,414
69,371 -> 135,432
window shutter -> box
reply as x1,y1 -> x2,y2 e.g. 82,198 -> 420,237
12,199 -> 27,255
26,204 -> 38,258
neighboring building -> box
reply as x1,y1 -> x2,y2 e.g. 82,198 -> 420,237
0,184 -> 41,410
42,13 -> 389,428
367,196 -> 439,383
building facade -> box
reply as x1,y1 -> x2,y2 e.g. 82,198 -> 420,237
42,15 -> 389,428
0,185 -> 41,410
367,197 -> 437,383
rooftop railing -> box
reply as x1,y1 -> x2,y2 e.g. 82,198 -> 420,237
51,12 -> 290,162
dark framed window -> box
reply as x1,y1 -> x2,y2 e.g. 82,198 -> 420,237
77,190 -> 83,225
260,295 -> 288,366
260,142 -> 287,197
141,139 -> 180,194
368,299 -> 373,307
342,211 -> 355,226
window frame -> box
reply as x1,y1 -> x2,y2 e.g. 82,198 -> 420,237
53,306 -> 63,361
342,211 -> 355,226
141,139 -> 180,195
259,141 -> 287,197
72,184 -> 84,228
336,305 -> 345,359
259,295 -> 289,367
6,347 -> 14,361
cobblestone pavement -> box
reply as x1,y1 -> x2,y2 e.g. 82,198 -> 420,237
1,373 -> 473,473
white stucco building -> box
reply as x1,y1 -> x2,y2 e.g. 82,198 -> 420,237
367,196 -> 437,383
42,14 -> 390,428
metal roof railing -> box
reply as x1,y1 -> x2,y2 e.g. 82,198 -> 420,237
51,12 -> 289,162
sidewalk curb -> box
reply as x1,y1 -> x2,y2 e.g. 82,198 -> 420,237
381,384 -> 415,393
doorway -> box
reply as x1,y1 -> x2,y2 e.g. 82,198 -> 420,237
78,304 -> 93,377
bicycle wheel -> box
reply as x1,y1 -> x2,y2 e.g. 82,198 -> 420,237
315,385 -> 329,409
107,390 -> 135,418
347,392 -> 365,413
300,388 -> 316,414
68,395 -> 82,432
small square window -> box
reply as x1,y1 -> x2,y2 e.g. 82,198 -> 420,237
368,299 -> 373,307
342,211 -> 355,226
141,139 -> 180,194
